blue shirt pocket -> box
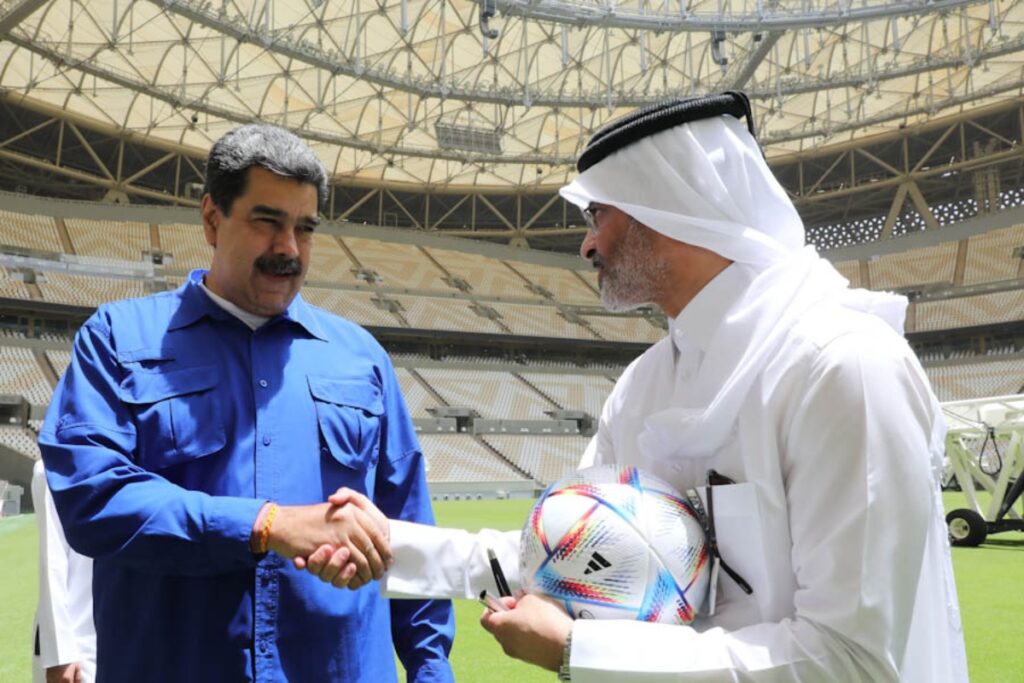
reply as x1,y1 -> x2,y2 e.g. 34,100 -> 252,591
118,364 -> 227,470
308,376 -> 384,472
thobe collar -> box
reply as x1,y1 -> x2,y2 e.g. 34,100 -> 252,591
668,263 -> 752,357
168,268 -> 328,341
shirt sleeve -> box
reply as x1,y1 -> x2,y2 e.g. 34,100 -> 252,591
381,521 -> 521,599
38,315 -> 265,575
374,360 -> 455,683
569,332 -> 937,681
32,461 -> 81,669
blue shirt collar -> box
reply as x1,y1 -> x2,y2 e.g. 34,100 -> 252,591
169,269 -> 328,341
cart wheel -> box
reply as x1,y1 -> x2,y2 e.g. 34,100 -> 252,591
946,509 -> 988,547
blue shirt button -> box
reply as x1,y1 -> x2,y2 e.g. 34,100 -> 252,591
259,642 -> 268,654
263,435 -> 271,446
259,379 -> 268,388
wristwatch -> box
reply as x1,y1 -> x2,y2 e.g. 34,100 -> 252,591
557,629 -> 572,682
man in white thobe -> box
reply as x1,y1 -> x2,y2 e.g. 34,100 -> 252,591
312,92 -> 969,682
32,459 -> 96,683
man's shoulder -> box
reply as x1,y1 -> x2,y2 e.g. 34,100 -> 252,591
88,289 -> 182,333
783,303 -> 914,375
300,299 -> 386,355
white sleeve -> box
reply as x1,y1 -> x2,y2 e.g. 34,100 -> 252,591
33,461 -> 82,668
380,521 -> 521,600
569,334 -> 939,681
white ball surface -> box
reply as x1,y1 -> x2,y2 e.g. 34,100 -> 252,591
519,465 -> 710,624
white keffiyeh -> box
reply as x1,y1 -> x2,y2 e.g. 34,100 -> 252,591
560,115 -> 909,460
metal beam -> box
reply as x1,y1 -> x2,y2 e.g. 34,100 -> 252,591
150,0 -> 1013,111
493,0 -> 983,32
721,32 -> 783,92
0,0 -> 49,39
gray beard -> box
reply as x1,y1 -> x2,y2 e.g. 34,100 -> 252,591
599,223 -> 668,313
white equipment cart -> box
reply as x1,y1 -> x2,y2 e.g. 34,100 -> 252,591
942,394 -> 1024,546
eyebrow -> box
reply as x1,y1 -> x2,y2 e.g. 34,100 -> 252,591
250,204 -> 320,227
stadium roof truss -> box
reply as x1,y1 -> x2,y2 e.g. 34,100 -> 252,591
1,1 -> 1024,250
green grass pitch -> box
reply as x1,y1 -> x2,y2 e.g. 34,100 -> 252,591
2,494 -> 1021,682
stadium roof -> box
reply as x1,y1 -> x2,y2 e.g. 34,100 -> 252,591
0,0 -> 1022,190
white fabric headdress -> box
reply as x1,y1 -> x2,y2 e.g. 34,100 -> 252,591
560,106 -> 907,460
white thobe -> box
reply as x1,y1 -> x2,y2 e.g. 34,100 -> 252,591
32,460 -> 96,683
384,263 -> 968,682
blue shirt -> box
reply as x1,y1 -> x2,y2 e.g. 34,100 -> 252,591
39,270 -> 455,683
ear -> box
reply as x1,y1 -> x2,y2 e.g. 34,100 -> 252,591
200,194 -> 219,248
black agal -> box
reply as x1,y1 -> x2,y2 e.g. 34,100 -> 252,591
577,91 -> 756,173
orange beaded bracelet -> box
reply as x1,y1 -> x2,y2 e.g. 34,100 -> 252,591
258,502 -> 279,555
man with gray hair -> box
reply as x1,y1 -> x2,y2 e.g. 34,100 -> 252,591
39,124 -> 454,683
316,93 -> 967,682
478,92 -> 968,681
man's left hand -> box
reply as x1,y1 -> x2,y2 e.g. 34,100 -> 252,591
479,593 -> 572,672
45,663 -> 81,683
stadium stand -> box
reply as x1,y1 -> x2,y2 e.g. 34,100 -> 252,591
158,223 -> 213,271
396,295 -> 506,334
45,349 -> 73,379
300,286 -> 403,328
868,241 -> 959,290
417,434 -> 528,482
395,367 -> 443,418
582,314 -> 666,344
425,246 -> 545,299
37,272 -> 146,308
343,237 -> 451,292
925,358 -> 1024,401
517,372 -> 616,419
65,218 -> 150,262
306,233 -> 359,284
482,435 -> 591,484
1,199 -> 1022,497
0,425 -> 42,461
915,290 -> 1024,331
832,259 -> 862,288
963,224 -> 1024,284
415,368 -> 557,420
504,260 -> 600,304
0,265 -> 31,300
0,210 -> 62,252
0,347 -> 54,406
489,302 -> 597,339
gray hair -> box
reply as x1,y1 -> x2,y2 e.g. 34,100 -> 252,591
204,124 -> 328,214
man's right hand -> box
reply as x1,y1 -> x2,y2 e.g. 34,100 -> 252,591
46,663 -> 82,683
266,495 -> 393,588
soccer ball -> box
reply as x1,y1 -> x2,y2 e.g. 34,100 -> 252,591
519,465 -> 709,624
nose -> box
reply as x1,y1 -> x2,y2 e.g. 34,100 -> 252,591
579,230 -> 596,261
273,225 -> 301,258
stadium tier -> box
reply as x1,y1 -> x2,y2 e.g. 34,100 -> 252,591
963,224 -> 1024,285
64,218 -> 150,263
0,425 -> 42,461
417,434 -> 528,483
925,358 -> 1024,402
914,290 -> 1024,332
482,435 -> 592,484
415,368 -> 560,420
0,203 -> 1022,492
0,346 -> 54,406
0,210 -> 62,252
866,242 -> 959,291
37,272 -> 147,308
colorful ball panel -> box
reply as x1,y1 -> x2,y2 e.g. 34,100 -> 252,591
519,464 -> 709,625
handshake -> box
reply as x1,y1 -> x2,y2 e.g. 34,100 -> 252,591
258,487 -> 393,591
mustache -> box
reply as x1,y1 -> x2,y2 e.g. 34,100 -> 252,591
254,253 -> 302,276
591,255 -> 604,270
